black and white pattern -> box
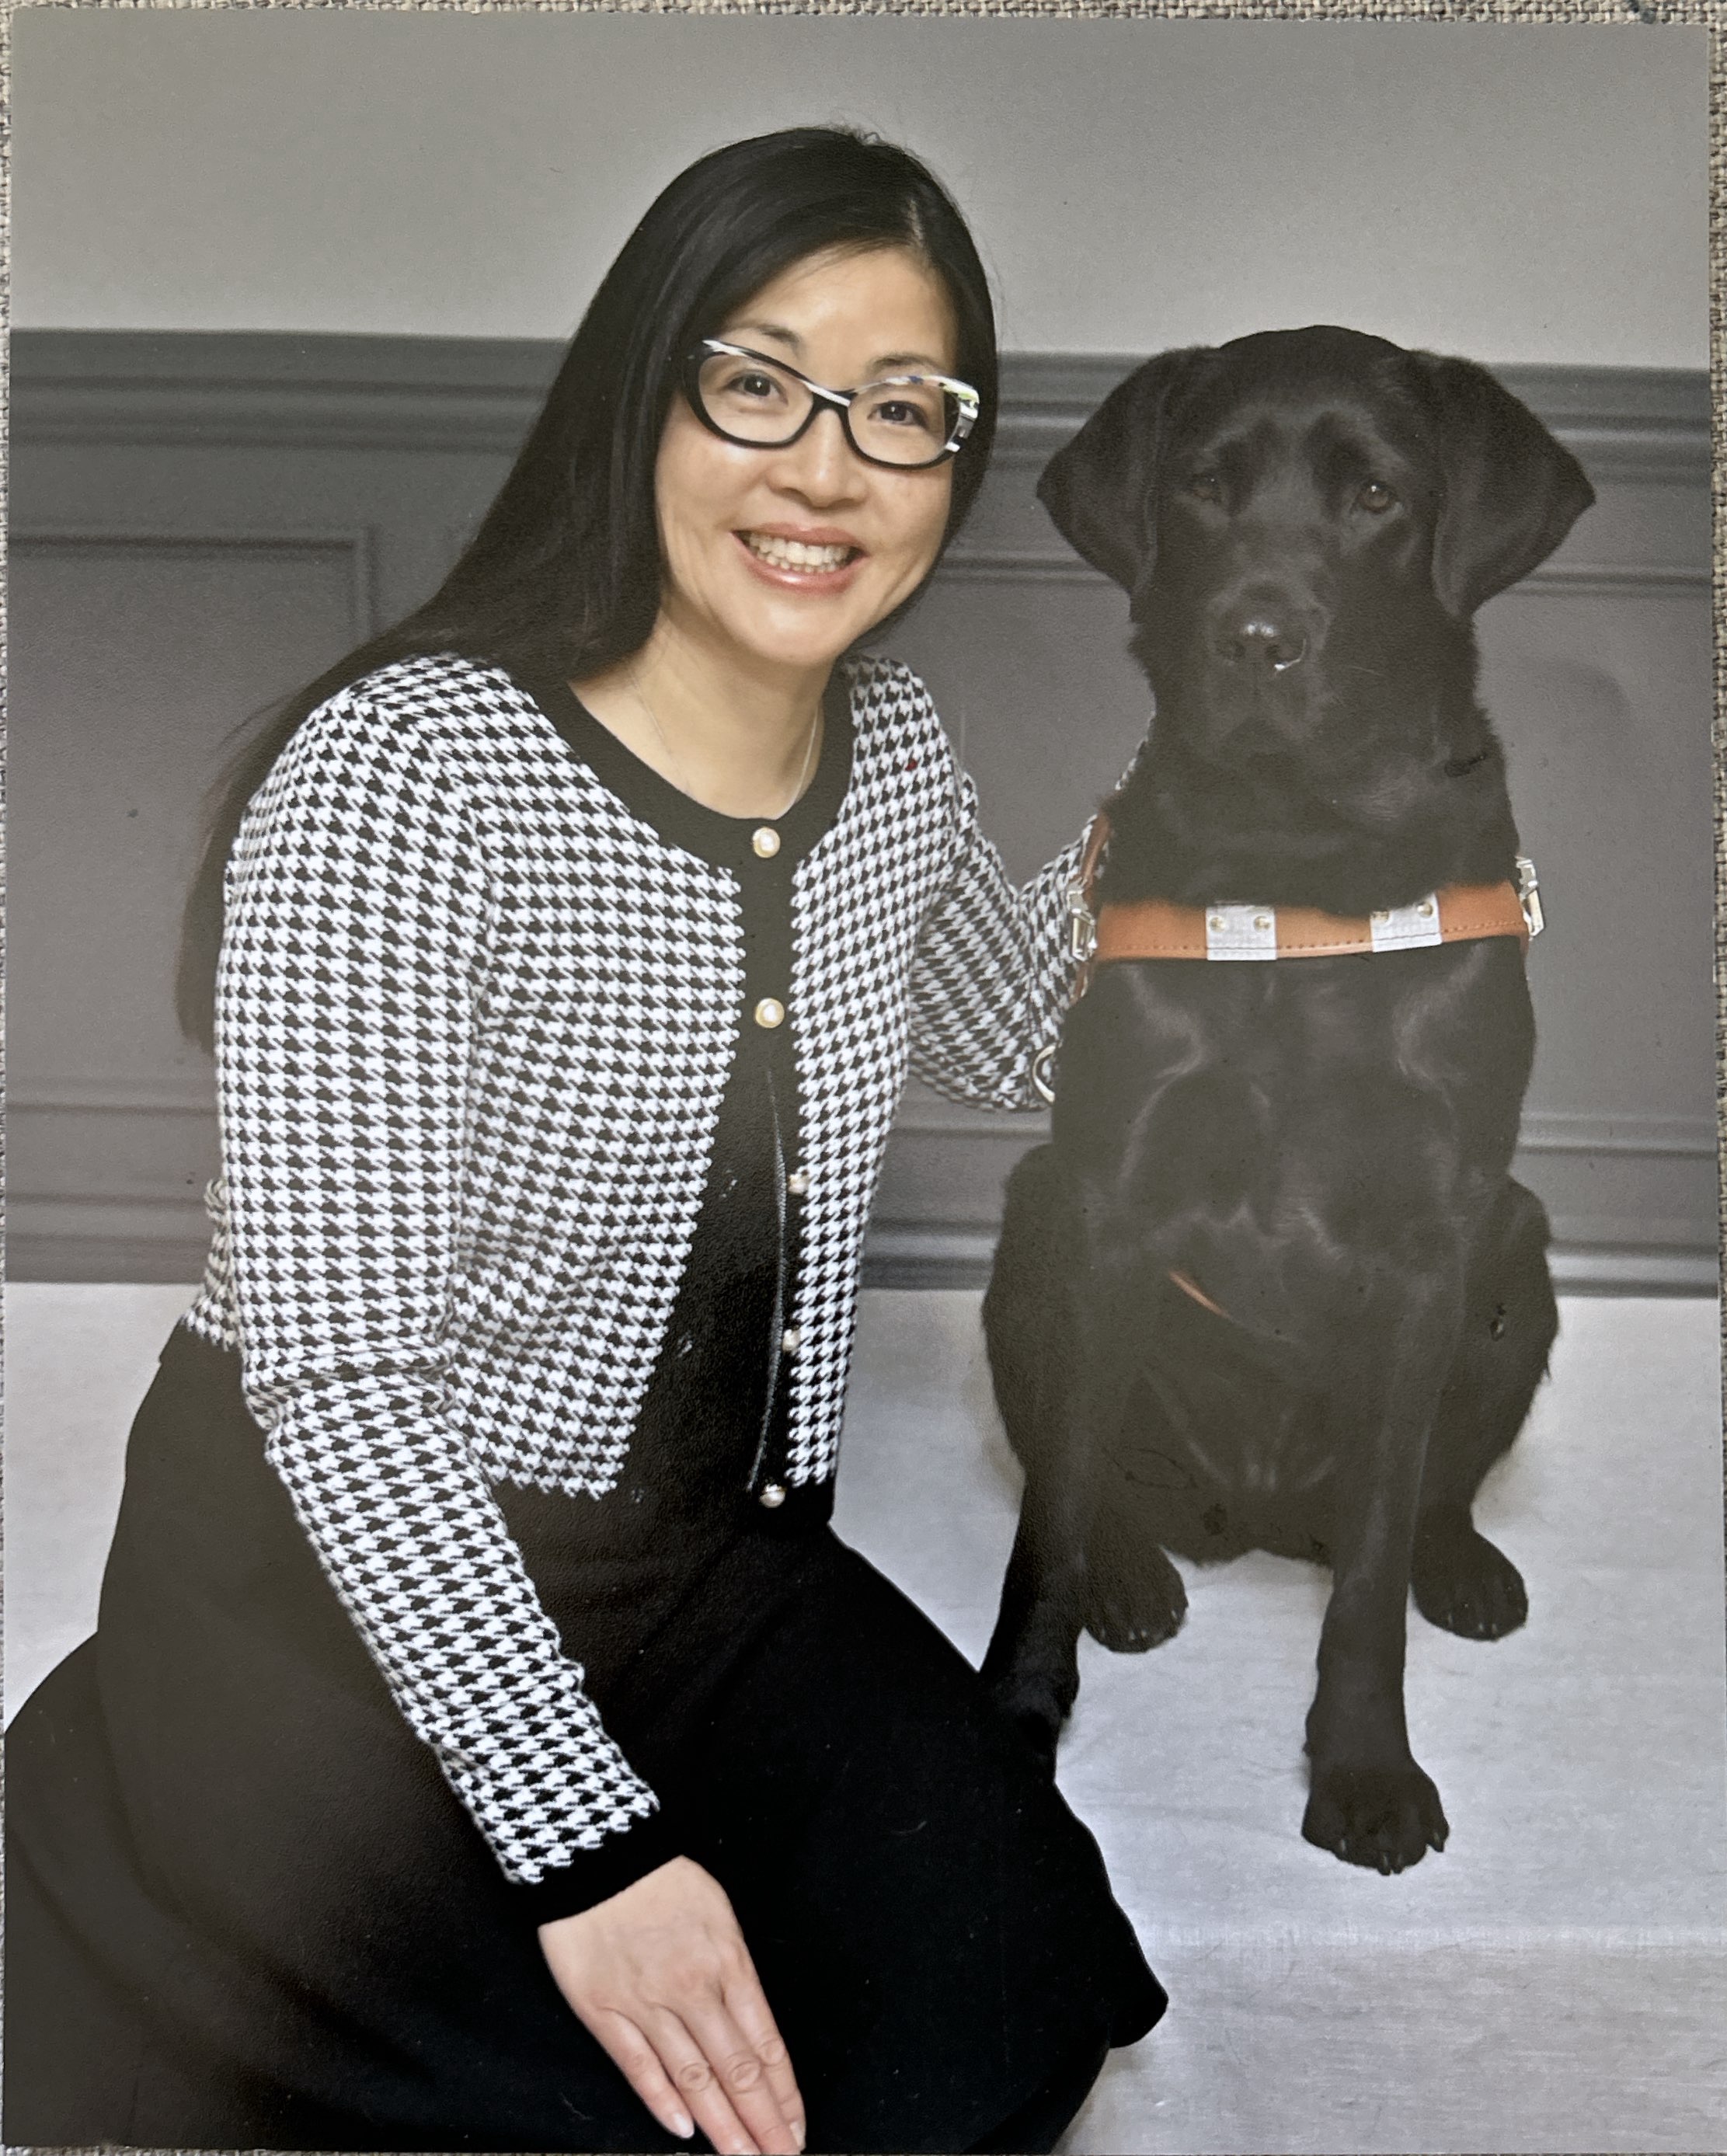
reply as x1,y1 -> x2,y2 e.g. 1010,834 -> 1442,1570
185,650 -> 1085,1883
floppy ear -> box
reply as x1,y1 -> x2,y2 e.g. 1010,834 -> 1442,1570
1037,347 -> 1217,592
1408,354 -> 1595,617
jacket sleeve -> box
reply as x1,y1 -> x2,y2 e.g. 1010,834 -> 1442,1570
215,688 -> 679,1920
905,747 -> 1092,1112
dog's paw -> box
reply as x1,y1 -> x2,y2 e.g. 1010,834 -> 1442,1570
1085,1548 -> 1188,1653
1412,1523 -> 1528,1639
1302,1759 -> 1449,1874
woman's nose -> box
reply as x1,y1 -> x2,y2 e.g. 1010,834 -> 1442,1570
771,407 -> 866,502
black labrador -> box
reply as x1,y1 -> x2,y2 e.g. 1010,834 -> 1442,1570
980,326 -> 1593,1872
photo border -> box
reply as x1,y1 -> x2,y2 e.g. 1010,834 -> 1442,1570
0,9 -> 1718,2156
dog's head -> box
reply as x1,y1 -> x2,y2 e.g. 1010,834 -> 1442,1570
1039,326 -> 1593,767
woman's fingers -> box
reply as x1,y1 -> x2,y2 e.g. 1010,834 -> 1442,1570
644,2004 -> 778,2155
674,1991 -> 804,2155
722,1962 -> 806,2146
536,1858 -> 803,2153
584,2006 -> 699,2144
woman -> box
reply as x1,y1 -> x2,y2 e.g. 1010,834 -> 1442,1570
5,127 -> 1164,2154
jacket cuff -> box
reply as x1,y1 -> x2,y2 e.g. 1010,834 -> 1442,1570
510,1809 -> 687,1929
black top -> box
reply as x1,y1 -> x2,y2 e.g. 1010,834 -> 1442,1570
495,669 -> 858,1917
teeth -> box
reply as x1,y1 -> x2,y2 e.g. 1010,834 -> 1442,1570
745,533 -> 853,571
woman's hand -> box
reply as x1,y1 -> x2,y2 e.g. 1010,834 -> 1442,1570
538,1856 -> 805,2154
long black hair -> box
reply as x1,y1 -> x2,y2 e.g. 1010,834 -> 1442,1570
176,124 -> 999,1047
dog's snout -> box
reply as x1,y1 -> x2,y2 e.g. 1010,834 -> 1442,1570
1213,613 -> 1309,673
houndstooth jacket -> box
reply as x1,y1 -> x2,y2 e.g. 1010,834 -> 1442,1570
183,649 -> 1085,1894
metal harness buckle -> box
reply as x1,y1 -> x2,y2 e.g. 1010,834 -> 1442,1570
1032,879 -> 1102,1106
1514,855 -> 1544,939
1066,878 -> 1098,963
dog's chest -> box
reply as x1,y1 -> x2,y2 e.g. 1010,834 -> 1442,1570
1067,949 -> 1524,1313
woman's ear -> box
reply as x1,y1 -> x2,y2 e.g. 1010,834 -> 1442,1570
1408,354 -> 1596,618
1036,347 -> 1216,594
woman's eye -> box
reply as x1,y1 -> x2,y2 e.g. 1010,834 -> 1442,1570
729,371 -> 785,403
868,397 -> 935,433
1188,473 -> 1223,503
1356,479 -> 1398,514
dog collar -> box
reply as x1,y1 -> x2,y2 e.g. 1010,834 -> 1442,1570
1032,815 -> 1541,1110
1093,877 -> 1536,963
1064,810 -> 1542,972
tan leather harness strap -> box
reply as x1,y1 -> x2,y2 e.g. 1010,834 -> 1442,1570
1093,877 -> 1531,963
1067,809 -> 1541,980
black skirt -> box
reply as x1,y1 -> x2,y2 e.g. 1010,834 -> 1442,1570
5,1324 -> 1165,2153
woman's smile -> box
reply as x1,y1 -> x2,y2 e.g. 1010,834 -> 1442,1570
736,523 -> 865,588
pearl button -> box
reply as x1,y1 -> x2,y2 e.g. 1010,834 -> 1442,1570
1371,910 -> 1390,924
781,1327 -> 803,1355
1418,900 -> 1435,918
785,1168 -> 810,1196
752,826 -> 781,859
1253,914 -> 1272,932
1208,915 -> 1224,932
758,1483 -> 787,1509
754,998 -> 785,1029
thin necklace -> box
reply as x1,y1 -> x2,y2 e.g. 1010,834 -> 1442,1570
628,668 -> 820,820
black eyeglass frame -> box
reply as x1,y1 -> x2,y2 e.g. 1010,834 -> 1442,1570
683,338 -> 981,470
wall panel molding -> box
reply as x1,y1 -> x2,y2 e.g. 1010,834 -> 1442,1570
886,1099 -> 1718,1160
15,1094 -> 1709,1290
865,1096 -> 1718,1296
9,1081 -> 215,1116
8,332 -> 1713,1292
861,1228 -> 1718,1300
14,522 -> 381,643
935,552 -> 1712,599
14,335 -> 1709,486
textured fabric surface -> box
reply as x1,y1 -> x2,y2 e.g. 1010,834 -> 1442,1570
16,5 -> 1715,23
4,1286 -> 1720,2151
179,650 -> 1084,1883
831,1290 -> 1725,2152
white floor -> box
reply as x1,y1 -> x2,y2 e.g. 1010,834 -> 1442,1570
5,1283 -> 1725,2154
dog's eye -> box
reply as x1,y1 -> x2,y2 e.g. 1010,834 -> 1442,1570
1188,473 -> 1224,503
1356,479 -> 1398,514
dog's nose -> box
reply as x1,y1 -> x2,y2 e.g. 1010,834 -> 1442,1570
1215,616 -> 1308,672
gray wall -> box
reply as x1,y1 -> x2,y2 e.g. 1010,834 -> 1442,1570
7,334 -> 1712,1293
9,17 -> 1711,1291
12,12 -> 1708,367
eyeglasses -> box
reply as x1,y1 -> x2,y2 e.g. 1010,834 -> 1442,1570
684,339 -> 980,469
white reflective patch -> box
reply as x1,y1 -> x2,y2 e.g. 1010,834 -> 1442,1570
1369,896 -> 1444,952
1203,902 -> 1280,961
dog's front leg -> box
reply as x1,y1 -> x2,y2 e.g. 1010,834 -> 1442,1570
1302,1272 -> 1464,1873
980,1235 -> 1144,1771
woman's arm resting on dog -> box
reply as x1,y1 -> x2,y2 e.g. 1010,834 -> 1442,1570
905,752 -> 1091,1111
906,723 -> 1144,1109
540,1857 -> 805,2156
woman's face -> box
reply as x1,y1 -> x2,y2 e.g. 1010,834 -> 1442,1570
653,244 -> 962,684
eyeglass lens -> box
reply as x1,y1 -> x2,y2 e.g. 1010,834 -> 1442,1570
695,350 -> 962,466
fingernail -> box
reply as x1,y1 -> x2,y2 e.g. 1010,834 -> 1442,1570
671,2110 -> 694,2138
